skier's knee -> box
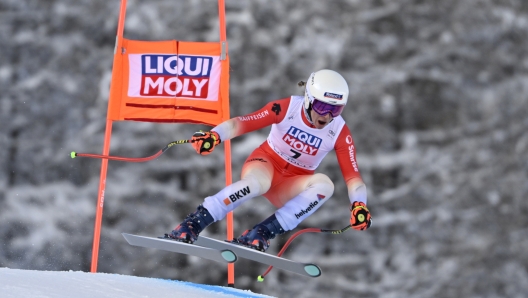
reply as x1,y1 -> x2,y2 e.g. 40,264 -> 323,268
243,172 -> 271,194
311,173 -> 334,195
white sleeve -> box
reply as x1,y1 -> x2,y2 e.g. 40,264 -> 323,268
348,182 -> 367,205
211,119 -> 237,142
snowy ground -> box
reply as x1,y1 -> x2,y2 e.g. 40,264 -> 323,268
0,268 -> 275,298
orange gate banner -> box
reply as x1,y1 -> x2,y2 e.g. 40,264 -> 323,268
107,39 -> 229,126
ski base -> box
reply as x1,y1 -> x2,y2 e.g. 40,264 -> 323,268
123,233 -> 321,278
122,233 -> 237,264
195,236 -> 321,278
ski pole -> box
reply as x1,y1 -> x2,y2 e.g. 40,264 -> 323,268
70,139 -> 194,162
257,225 -> 352,282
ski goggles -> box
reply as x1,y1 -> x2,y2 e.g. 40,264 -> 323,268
311,98 -> 345,117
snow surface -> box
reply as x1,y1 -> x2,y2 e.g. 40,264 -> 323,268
0,268 -> 275,298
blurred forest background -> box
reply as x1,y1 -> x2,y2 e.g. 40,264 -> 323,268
1,0 -> 528,297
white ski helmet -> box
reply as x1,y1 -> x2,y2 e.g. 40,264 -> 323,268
303,69 -> 349,117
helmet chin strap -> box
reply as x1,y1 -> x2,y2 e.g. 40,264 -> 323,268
304,103 -> 314,125
303,87 -> 315,125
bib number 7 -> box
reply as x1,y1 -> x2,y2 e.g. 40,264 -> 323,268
290,149 -> 301,159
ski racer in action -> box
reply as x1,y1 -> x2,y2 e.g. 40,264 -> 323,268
168,69 -> 372,252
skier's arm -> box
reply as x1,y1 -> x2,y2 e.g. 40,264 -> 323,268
190,98 -> 290,155
334,125 -> 367,205
212,98 -> 290,142
335,125 -> 372,230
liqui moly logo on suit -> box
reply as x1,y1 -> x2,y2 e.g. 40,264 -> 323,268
128,54 -> 221,100
282,127 -> 322,155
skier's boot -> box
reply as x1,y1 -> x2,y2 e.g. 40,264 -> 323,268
169,205 -> 214,244
235,214 -> 285,252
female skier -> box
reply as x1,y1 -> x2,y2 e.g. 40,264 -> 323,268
169,69 -> 372,251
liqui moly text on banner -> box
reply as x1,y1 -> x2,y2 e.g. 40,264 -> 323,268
128,54 -> 221,101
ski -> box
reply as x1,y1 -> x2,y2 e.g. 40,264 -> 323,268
194,236 -> 321,278
121,233 -> 237,264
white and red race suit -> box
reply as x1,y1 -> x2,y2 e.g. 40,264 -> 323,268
202,96 -> 367,231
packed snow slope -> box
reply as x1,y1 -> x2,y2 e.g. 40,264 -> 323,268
0,268 -> 274,298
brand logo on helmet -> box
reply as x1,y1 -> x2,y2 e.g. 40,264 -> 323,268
324,92 -> 343,100
282,127 -> 322,156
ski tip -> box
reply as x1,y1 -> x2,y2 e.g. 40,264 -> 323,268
257,275 -> 264,282
70,151 -> 77,159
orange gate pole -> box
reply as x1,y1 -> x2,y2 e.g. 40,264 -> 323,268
90,0 -> 128,273
216,0 -> 234,287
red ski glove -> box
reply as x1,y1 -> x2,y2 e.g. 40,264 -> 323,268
350,201 -> 372,231
191,131 -> 221,155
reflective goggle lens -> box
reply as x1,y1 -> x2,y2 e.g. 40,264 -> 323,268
312,98 -> 345,117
